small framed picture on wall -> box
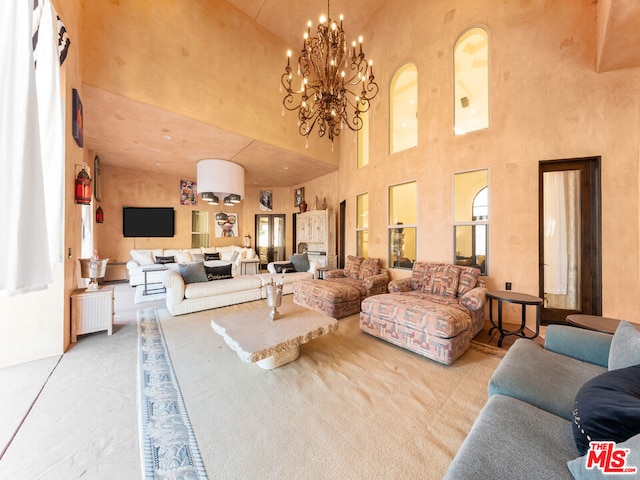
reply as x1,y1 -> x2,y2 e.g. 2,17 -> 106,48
260,190 -> 273,211
294,187 -> 305,207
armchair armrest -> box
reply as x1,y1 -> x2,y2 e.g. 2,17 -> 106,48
324,269 -> 345,279
388,277 -> 412,293
126,260 -> 139,270
459,287 -> 487,311
544,325 -> 612,368
363,272 -> 390,296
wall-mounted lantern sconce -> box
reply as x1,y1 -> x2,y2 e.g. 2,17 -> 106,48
74,164 -> 91,205
96,206 -> 104,223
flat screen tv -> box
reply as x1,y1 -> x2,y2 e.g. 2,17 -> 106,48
123,207 -> 175,237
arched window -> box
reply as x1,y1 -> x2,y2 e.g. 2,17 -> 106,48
390,63 -> 418,153
454,26 -> 489,135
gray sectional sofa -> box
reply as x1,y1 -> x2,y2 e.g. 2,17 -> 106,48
444,321 -> 640,480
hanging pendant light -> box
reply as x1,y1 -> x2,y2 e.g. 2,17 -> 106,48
74,164 -> 92,205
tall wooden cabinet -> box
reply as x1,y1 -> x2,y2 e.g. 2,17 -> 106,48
296,209 -> 337,268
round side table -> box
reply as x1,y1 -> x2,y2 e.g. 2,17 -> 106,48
566,314 -> 620,335
486,290 -> 543,347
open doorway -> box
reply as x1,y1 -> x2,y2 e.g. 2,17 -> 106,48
255,214 -> 286,270
538,157 -> 602,324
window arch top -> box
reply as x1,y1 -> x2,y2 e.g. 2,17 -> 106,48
454,26 -> 489,135
390,63 -> 418,153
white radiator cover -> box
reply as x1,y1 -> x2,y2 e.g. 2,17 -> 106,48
71,285 -> 114,341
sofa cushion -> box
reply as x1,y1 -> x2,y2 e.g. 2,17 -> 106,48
572,364 -> 640,455
609,321 -> 640,371
205,264 -> 233,281
130,250 -> 155,266
361,292 -> 472,338
290,253 -> 310,273
204,252 -> 221,261
488,339 -> 607,421
184,275 -> 262,299
358,257 -> 380,280
192,253 -> 205,262
155,255 -> 175,265
411,262 -> 433,291
567,432 -> 640,479
443,394 -> 577,480
178,262 -> 208,284
424,264 -> 459,298
344,255 -> 364,279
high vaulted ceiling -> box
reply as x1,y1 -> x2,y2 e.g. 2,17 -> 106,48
82,0 -> 640,188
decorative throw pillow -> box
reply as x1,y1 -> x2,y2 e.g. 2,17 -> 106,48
155,255 -> 175,265
410,262 -> 431,291
178,262 -> 208,284
230,251 -> 240,262
290,253 -> 310,273
274,262 -> 296,274
572,364 -> 640,455
130,250 -> 154,266
205,264 -> 233,281
204,252 -> 220,261
420,264 -> 443,293
358,258 -> 380,280
344,255 -> 364,279
424,265 -> 460,298
191,253 -> 205,263
609,321 -> 640,371
457,266 -> 480,296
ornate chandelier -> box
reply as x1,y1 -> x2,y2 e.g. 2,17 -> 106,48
281,1 -> 379,143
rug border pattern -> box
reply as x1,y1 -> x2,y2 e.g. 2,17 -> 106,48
137,308 -> 208,480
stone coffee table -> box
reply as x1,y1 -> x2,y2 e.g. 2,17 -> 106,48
210,302 -> 338,369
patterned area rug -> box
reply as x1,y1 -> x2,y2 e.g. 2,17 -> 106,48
137,309 -> 208,480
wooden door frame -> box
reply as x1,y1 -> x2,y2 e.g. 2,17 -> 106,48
538,156 -> 602,324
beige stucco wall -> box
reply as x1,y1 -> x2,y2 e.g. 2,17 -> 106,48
339,0 -> 640,324
4,0 -> 640,368
96,165 -> 340,269
81,0 -> 335,168
0,0 -> 85,368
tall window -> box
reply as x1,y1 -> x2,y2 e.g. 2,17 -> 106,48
390,63 -> 418,153
454,26 -> 489,135
388,181 -> 417,268
356,111 -> 370,169
81,205 -> 93,258
453,169 -> 489,274
356,193 -> 369,257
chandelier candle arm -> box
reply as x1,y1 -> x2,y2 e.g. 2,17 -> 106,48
280,2 -> 378,142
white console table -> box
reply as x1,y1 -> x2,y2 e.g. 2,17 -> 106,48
71,285 -> 115,342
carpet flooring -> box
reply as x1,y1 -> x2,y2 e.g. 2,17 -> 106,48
158,297 -> 502,479
0,283 -> 503,479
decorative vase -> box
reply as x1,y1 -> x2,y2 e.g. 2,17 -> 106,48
265,283 -> 283,320
299,200 -> 307,213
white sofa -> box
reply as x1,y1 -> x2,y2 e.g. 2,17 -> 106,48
255,260 -> 318,298
162,260 -> 317,316
126,246 -> 256,287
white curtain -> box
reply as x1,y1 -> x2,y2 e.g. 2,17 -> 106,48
544,171 -> 580,309
543,172 -> 569,295
0,0 -> 64,296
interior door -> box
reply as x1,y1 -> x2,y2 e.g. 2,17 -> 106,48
255,214 -> 286,269
539,157 -> 602,324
